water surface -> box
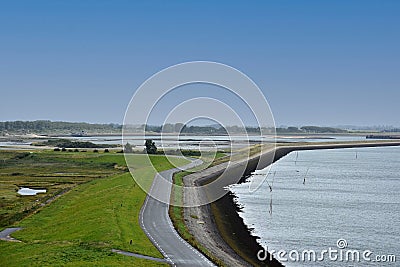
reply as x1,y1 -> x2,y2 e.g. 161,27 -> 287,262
230,146 -> 400,266
18,187 -> 47,196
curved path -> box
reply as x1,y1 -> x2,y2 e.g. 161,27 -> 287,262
0,227 -> 22,242
140,159 -> 215,267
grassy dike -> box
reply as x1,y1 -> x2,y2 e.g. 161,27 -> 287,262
169,166 -> 227,266
0,150 -> 188,266
168,146 -> 267,266
170,141 -> 400,267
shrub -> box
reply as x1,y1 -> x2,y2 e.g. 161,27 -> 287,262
145,139 -> 157,154
124,142 -> 133,153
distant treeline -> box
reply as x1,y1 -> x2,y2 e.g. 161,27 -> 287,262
33,139 -> 119,148
144,124 -> 261,134
277,126 -> 348,134
144,124 -> 348,134
0,120 -> 121,134
383,128 -> 400,132
1,120 -> 349,135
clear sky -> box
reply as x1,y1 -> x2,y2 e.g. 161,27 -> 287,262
1,0 -> 399,127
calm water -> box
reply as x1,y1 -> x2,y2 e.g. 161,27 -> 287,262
0,134 -> 366,150
17,187 -> 46,196
230,146 -> 400,266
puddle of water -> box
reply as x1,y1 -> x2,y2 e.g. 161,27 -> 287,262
17,187 -> 47,196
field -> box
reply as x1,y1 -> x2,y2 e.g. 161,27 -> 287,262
0,150 -> 128,228
0,150 -> 189,266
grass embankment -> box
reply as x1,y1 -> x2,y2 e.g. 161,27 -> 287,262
0,151 -> 127,228
0,150 -> 188,266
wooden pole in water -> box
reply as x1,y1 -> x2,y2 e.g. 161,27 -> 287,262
303,167 -> 310,185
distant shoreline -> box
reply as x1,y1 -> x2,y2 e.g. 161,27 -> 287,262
2,132 -> 398,141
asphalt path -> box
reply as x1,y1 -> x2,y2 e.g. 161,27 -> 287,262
0,227 -> 22,241
139,159 -> 215,267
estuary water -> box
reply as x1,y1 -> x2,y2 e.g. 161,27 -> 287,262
229,146 -> 400,266
0,134 -> 366,150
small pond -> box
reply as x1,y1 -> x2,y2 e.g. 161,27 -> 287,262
17,187 -> 47,196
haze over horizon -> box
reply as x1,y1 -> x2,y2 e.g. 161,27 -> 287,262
1,1 -> 399,127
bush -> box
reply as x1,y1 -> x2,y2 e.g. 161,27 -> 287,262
93,149 -> 99,153
145,139 -> 157,154
61,148 -> 67,152
54,148 -> 60,151
104,149 -> 109,153
124,142 -> 133,153
33,138 -> 119,148
14,153 -> 31,159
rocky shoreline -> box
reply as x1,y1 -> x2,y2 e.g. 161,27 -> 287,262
182,141 -> 400,266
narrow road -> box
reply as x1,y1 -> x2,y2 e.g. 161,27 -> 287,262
140,159 -> 215,267
0,227 -> 22,242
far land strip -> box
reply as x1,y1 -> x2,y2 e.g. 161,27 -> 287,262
181,140 -> 400,266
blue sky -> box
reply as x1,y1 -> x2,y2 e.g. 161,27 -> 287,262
1,0 -> 399,127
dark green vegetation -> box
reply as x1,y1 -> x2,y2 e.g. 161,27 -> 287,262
32,138 -> 119,148
276,125 -> 348,134
144,139 -> 157,154
366,134 -> 400,139
0,120 -> 121,134
299,126 -> 348,133
0,150 -> 189,266
124,142 -> 134,153
145,124 -> 259,134
134,123 -> 351,134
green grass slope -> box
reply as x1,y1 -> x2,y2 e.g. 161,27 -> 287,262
0,152 -> 188,266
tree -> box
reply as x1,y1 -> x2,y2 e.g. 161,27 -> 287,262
174,123 -> 185,133
145,139 -> 157,154
124,142 -> 133,153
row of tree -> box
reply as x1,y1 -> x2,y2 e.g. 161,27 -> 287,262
34,139 -> 118,148
1,120 -> 349,135
124,139 -> 157,154
0,120 -> 121,134
143,124 -> 262,134
276,126 -> 348,134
